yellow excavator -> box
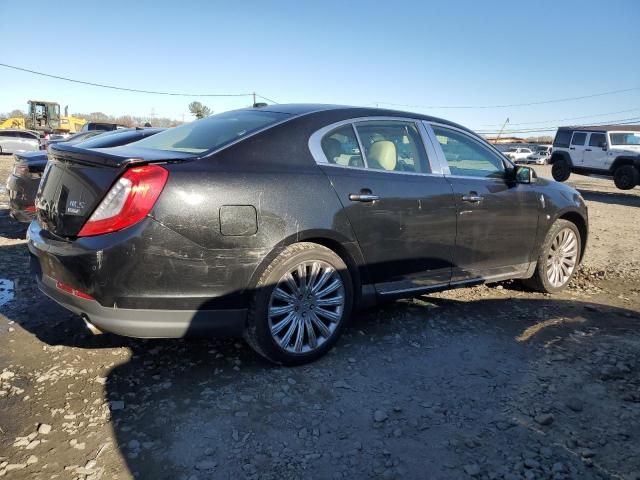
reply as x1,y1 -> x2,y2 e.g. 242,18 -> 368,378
0,100 -> 86,133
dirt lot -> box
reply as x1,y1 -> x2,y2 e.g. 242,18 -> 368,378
0,156 -> 639,480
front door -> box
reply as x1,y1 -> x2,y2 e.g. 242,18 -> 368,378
429,124 -> 540,282
582,132 -> 609,169
315,120 -> 457,292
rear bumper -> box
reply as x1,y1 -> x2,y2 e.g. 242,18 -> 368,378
35,273 -> 245,338
6,173 -> 37,223
27,218 -> 254,338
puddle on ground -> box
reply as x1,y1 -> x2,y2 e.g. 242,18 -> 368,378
0,279 -> 15,307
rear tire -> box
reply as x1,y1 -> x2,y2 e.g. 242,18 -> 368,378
551,159 -> 571,182
613,164 -> 639,190
244,242 -> 353,365
523,219 -> 581,294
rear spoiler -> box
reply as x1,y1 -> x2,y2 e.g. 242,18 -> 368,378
48,143 -> 196,168
48,143 -> 146,168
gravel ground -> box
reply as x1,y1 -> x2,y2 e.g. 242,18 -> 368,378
1,156 -> 639,480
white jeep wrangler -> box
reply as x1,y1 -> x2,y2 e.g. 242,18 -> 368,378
550,126 -> 640,190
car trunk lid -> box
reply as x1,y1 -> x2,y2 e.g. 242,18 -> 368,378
35,144 -> 194,237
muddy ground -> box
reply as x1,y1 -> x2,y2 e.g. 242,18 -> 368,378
0,157 -> 639,480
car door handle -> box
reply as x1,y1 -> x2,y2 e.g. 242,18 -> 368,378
585,148 -> 592,151
462,194 -> 483,203
569,147 -> 575,150
349,193 -> 380,202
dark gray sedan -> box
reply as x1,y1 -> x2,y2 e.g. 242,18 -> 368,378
28,105 -> 587,364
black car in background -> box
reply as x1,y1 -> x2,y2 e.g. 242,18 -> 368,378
41,130 -> 104,150
80,122 -> 128,132
7,128 -> 165,222
28,105 -> 588,364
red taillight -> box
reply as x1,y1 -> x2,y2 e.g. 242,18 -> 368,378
56,281 -> 95,300
78,165 -> 168,237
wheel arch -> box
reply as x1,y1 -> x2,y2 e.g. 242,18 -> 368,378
246,229 -> 367,308
610,156 -> 640,172
558,210 -> 588,263
549,151 -> 572,166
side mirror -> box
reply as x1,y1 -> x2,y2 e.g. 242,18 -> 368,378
599,142 -> 608,150
515,165 -> 535,184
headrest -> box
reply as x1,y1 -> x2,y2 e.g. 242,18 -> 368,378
322,137 -> 342,163
368,140 -> 397,171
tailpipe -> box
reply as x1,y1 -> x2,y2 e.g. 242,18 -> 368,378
82,314 -> 103,335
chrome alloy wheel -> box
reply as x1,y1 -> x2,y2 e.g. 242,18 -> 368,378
268,261 -> 345,353
546,228 -> 578,288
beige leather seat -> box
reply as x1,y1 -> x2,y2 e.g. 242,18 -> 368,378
367,140 -> 397,171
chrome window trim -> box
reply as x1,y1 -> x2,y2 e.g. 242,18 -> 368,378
351,123 -> 369,168
308,116 -> 443,176
318,162 -> 452,179
425,121 -> 516,180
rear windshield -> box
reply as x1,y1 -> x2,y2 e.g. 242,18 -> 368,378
131,110 -> 290,154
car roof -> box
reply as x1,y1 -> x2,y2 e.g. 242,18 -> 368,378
251,103 -> 471,131
558,124 -> 640,132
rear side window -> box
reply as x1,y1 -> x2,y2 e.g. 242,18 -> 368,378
19,132 -> 37,140
554,130 -> 572,148
132,110 -> 290,154
355,121 -> 430,173
0,131 -> 17,138
321,125 -> 364,168
571,132 -> 587,146
589,133 -> 606,147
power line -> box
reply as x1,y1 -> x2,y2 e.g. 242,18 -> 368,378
0,62 -> 270,99
478,107 -> 640,127
374,86 -> 640,110
255,93 -> 279,104
477,117 -> 640,135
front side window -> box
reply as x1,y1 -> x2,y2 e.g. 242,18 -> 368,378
354,121 -> 430,173
320,125 -> 364,168
132,110 -> 290,154
571,132 -> 587,146
432,126 -> 505,178
589,133 -> 607,147
609,132 -> 640,145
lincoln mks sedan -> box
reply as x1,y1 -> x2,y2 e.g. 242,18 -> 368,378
28,104 -> 588,364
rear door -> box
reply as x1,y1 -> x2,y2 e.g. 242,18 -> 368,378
569,131 -> 588,165
311,118 -> 457,293
427,123 -> 540,282
583,132 -> 608,169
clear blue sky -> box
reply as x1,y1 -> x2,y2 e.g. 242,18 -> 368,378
1,0 -> 639,135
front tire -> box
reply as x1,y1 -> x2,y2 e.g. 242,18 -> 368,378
613,164 -> 639,190
244,242 -> 353,365
523,219 -> 581,294
551,159 -> 571,182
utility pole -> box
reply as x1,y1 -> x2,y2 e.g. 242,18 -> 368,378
495,117 -> 510,144
253,92 -> 256,107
